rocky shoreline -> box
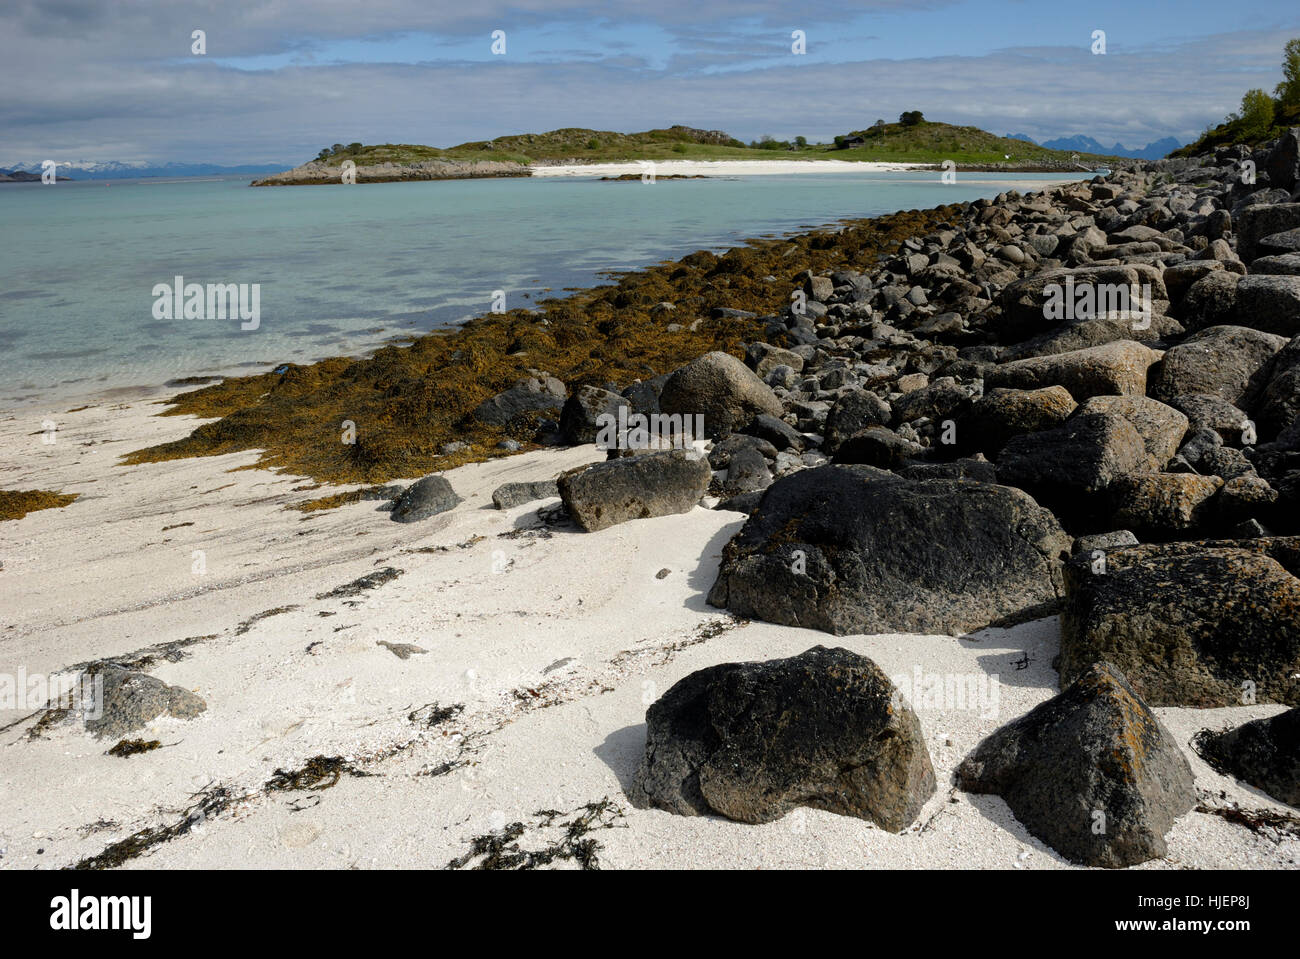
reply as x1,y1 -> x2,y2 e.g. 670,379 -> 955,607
9,132 -> 1300,871
251,157 -> 530,185
317,128 -> 1300,866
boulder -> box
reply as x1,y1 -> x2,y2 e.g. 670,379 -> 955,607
957,662 -> 1195,868
1109,473 -> 1223,533
996,413 -> 1148,521
961,386 -> 1077,457
833,427 -> 923,469
559,385 -> 630,445
472,374 -> 567,426
745,342 -> 805,379
1265,128 -> 1300,193
1237,203 -> 1300,263
1060,537 -> 1300,706
1178,271 -> 1240,333
823,390 -> 892,452
558,449 -> 710,532
707,466 -> 1070,636
391,475 -> 462,522
1257,336 -> 1300,437
1075,395 -> 1188,471
1195,707 -> 1300,807
1148,325 -> 1288,410
999,266 -> 1167,341
1168,394 -> 1252,444
629,646 -> 936,831
491,480 -> 559,509
985,340 -> 1161,401
659,351 -> 783,439
85,666 -> 207,739
1234,275 -> 1300,337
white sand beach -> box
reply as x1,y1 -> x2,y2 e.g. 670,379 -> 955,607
530,159 -> 928,177
1,395 -> 1296,870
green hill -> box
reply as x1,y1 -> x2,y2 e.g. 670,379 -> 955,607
303,118 -> 1121,170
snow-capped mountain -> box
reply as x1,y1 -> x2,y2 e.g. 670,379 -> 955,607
4,160 -> 291,180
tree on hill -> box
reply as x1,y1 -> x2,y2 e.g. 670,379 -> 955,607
1278,38 -> 1300,108
899,111 -> 924,126
1234,89 -> 1275,139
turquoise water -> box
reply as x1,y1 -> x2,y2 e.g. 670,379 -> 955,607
0,171 -> 1083,407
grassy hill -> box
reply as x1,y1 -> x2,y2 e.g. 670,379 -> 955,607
304,120 -> 1121,170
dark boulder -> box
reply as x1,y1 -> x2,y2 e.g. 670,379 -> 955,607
629,646 -> 936,831
391,475 -> 462,522
659,351 -> 783,439
1060,537 -> 1300,706
472,374 -> 567,426
85,666 -> 208,739
1195,707 -> 1300,808
708,466 -> 1070,636
957,662 -> 1195,868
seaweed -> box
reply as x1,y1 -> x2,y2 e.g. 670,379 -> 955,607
265,755 -> 374,792
446,798 -> 625,870
107,738 -> 163,758
234,605 -> 299,635
1195,801 -> 1300,841
408,702 -> 465,727
315,567 -> 403,600
70,784 -> 237,870
0,490 -> 79,522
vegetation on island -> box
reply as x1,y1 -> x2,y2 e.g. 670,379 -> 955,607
1172,38 -> 1300,157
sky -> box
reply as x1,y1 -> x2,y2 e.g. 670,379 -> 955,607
2,0 -> 1298,166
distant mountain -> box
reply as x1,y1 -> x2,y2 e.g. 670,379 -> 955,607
1005,133 -> 1184,161
4,160 -> 291,180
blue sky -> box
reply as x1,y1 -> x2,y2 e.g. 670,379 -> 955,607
2,0 -> 1298,165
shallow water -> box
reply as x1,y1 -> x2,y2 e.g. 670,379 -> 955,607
0,171 -> 1085,407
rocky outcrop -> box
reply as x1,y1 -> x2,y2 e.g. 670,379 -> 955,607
252,158 -> 530,186
558,449 -> 710,531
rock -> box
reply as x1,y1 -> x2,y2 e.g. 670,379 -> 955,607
1163,261 -> 1224,304
1234,275 -> 1300,336
998,266 -> 1167,341
1251,252 -> 1300,276
558,449 -> 711,532
985,340 -> 1161,401
713,490 -> 765,514
708,433 -> 777,469
746,342 -> 805,379
707,466 -> 1070,636
823,391 -> 892,452
1109,473 -> 1223,532
961,386 -> 1077,457
1060,537 -> 1300,706
1257,336 -> 1300,437
740,413 -> 805,452
559,385 -> 630,445
996,413 -> 1148,521
1178,271 -> 1240,333
1195,707 -> 1300,807
833,426 -> 924,469
1148,325 -> 1288,410
890,378 -> 971,425
1075,530 -> 1139,553
659,351 -> 783,438
1257,228 -> 1300,259
472,374 -> 567,425
491,480 -> 559,509
391,475 -> 462,522
896,457 -> 998,483
1237,203 -> 1300,263
723,445 -> 773,493
629,646 -> 936,831
1266,128 -> 1300,193
85,666 -> 207,739
1075,395 -> 1188,471
1168,394 -> 1252,444
956,662 -> 1195,868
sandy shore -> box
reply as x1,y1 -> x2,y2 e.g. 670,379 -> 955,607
1,396 -> 1296,870
530,159 -> 927,177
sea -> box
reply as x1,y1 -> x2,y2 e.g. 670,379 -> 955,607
0,170 -> 1087,408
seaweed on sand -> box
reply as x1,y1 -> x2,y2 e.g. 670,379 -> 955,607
70,785 -> 237,870
446,798 -> 626,870
0,490 -> 79,521
265,755 -> 374,792
119,207 -> 963,488
107,738 -> 163,758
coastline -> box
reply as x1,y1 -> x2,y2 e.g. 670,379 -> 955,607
6,147 -> 1300,871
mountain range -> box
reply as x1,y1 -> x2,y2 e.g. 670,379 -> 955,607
1005,133 -> 1183,161
1,160 -> 290,180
